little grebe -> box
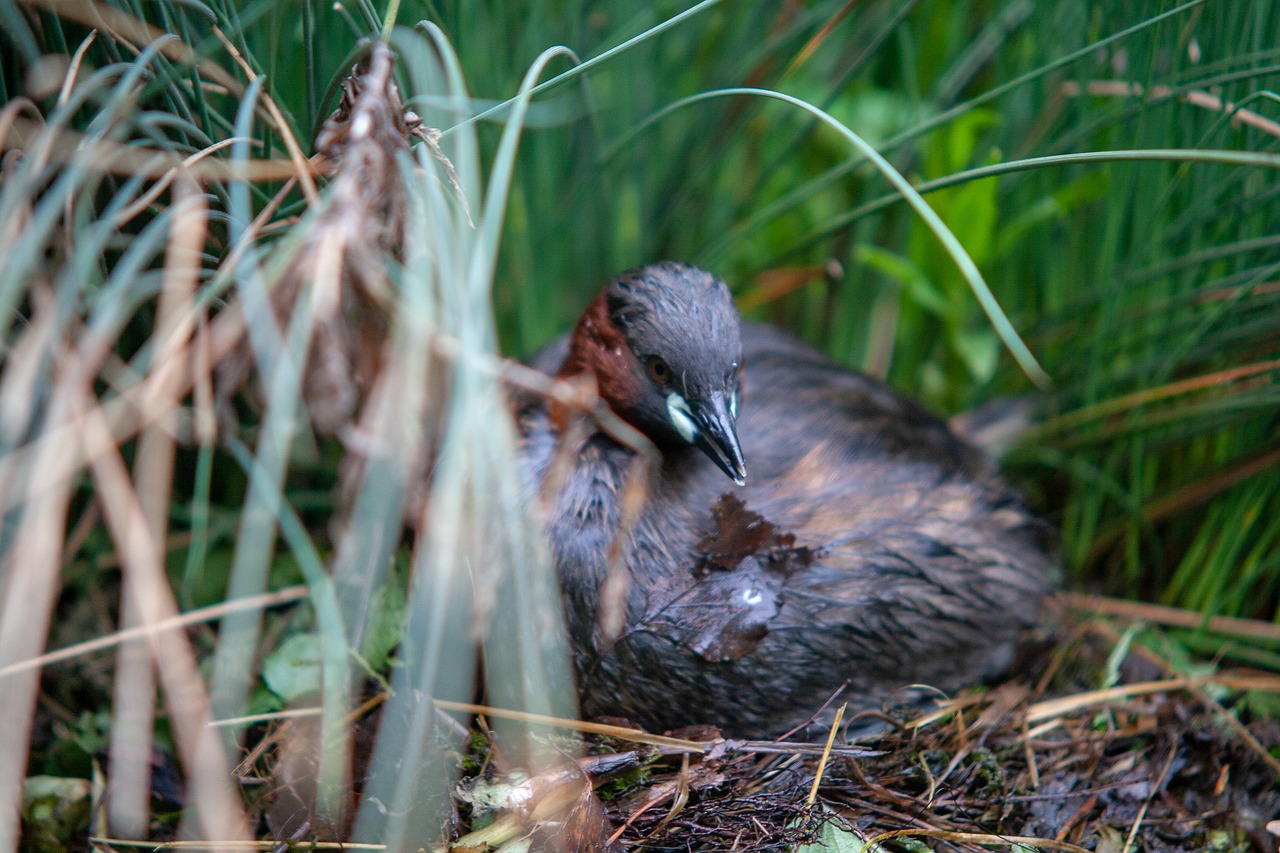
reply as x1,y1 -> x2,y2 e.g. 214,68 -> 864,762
519,262 -> 1053,738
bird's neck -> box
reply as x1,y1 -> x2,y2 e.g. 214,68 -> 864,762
558,294 -> 642,420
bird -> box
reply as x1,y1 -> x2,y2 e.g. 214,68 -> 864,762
517,262 -> 1054,739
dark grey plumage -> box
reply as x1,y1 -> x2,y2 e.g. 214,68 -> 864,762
520,262 -> 1054,738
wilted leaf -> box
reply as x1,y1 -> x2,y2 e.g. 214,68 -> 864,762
643,556 -> 782,661
215,42 -> 449,441
266,714 -> 354,842
455,757 -> 628,853
696,494 -> 814,572
641,495 -> 814,661
697,492 -> 785,568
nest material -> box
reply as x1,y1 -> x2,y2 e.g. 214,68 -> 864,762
431,617 -> 1280,853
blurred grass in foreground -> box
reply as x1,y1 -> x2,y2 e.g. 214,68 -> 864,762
0,0 -> 1278,847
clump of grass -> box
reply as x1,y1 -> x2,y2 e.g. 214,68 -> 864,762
0,2 -> 577,845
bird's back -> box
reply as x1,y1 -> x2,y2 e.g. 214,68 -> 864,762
523,322 -> 1054,737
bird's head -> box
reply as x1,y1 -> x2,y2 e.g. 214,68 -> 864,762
561,262 -> 746,485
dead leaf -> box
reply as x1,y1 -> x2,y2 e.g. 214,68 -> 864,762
641,495 -> 813,661
455,754 -> 632,853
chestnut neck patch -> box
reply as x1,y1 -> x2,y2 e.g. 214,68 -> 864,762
558,293 -> 643,424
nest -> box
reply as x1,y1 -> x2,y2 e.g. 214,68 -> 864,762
430,612 -> 1280,853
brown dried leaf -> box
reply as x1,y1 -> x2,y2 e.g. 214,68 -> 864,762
216,43 -> 445,439
641,495 -> 814,662
695,493 -> 814,572
695,492 -> 785,569
642,557 -> 781,662
529,779 -> 622,853
263,715 -> 354,842
456,755 -> 630,853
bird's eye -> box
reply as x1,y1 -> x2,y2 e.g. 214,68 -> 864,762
646,356 -> 671,384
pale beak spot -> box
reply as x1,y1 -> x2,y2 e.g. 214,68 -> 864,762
666,393 -> 699,443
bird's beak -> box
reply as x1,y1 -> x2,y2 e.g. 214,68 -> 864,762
693,392 -> 746,486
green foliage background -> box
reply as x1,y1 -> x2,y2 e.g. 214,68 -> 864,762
6,0 -> 1275,604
